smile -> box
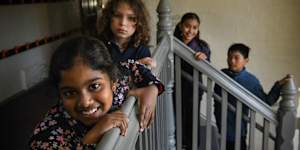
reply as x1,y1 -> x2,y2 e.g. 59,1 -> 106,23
81,105 -> 102,116
82,107 -> 98,115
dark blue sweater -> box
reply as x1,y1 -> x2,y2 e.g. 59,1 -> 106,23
214,68 -> 281,141
104,40 -> 151,63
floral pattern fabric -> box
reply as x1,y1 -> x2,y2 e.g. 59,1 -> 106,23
29,59 -> 164,149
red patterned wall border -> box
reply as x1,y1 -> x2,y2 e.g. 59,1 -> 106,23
0,0 -> 74,5
0,28 -> 82,60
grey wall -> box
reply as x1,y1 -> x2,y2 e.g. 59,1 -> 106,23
0,2 -> 82,103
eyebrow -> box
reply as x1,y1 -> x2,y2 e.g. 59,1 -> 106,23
59,77 -> 104,90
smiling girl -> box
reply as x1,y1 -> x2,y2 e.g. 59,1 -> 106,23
174,12 -> 212,149
29,36 -> 164,149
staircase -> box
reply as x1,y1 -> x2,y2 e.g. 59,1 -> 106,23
96,0 -> 298,149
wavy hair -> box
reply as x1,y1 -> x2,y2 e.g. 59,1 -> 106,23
97,0 -> 150,47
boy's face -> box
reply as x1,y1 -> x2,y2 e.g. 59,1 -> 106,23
227,51 -> 248,73
58,59 -> 115,126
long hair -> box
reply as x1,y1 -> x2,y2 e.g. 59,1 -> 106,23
174,12 -> 210,57
174,12 -> 201,41
98,0 -> 150,47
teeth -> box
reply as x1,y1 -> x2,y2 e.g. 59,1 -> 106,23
82,108 -> 97,115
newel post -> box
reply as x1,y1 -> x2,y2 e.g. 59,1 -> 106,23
157,0 -> 176,150
276,75 -> 298,150
156,0 -> 172,43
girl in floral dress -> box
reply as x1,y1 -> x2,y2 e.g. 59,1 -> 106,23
29,36 -> 164,149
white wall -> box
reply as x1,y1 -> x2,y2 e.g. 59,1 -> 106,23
0,2 -> 81,102
145,0 -> 300,149
146,0 -> 300,90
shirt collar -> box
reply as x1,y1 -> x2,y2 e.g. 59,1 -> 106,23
224,67 -> 246,78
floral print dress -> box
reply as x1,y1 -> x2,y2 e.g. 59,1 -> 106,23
29,59 -> 164,150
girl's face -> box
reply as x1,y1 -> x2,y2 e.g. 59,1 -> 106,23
58,59 -> 115,126
180,19 -> 199,44
111,2 -> 137,43
227,51 -> 248,73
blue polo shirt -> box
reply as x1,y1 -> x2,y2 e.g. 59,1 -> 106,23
104,40 -> 151,63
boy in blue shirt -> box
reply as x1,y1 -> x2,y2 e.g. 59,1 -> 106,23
214,43 -> 290,150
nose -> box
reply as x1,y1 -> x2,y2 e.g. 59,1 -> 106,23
187,27 -> 192,33
228,58 -> 235,65
77,91 -> 92,108
120,16 -> 128,26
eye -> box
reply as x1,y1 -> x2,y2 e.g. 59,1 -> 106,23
128,15 -> 137,22
88,83 -> 101,91
61,90 -> 77,99
112,13 -> 122,19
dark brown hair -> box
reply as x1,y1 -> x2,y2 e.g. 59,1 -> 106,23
49,36 -> 119,88
98,0 -> 150,47
174,12 -> 201,41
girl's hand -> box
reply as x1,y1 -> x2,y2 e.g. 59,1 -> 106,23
128,85 -> 158,132
137,57 -> 157,69
82,111 -> 129,144
195,52 -> 207,60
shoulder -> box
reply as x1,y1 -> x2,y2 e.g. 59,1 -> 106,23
135,44 -> 151,57
242,69 -> 260,83
221,68 -> 228,72
221,68 -> 230,74
198,39 -> 210,47
136,44 -> 150,51
195,39 -> 211,56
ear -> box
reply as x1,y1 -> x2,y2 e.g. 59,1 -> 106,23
245,58 -> 249,64
246,58 -> 249,63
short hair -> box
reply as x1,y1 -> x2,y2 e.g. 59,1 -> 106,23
228,43 -> 250,59
49,36 -> 119,88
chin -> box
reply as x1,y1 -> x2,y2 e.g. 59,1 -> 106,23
80,117 -> 99,126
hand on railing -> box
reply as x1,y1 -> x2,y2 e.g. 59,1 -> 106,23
82,110 -> 129,144
137,57 -> 157,69
194,51 -> 207,60
128,85 -> 159,132
277,74 -> 292,86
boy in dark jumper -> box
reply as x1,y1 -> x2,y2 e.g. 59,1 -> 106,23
214,43 -> 289,150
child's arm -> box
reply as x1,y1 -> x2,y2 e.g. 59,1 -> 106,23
82,110 -> 129,144
277,74 -> 291,86
120,59 -> 164,131
137,57 -> 157,69
128,85 -> 158,132
254,75 -> 291,105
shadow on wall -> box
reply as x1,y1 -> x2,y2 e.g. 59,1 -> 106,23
0,80 -> 58,150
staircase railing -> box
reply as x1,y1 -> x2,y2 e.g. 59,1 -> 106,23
172,37 -> 297,150
96,0 -> 298,149
96,35 -> 174,150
